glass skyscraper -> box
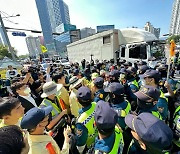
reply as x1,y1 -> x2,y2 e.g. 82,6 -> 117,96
35,0 -> 70,52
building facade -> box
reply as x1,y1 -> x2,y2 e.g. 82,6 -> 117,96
170,0 -> 180,35
144,22 -> 160,39
80,27 -> 96,39
35,0 -> 70,54
97,25 -> 115,33
25,36 -> 42,59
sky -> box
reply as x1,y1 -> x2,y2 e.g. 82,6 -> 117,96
0,0 -> 174,56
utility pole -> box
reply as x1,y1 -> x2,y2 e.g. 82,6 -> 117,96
0,13 -> 16,61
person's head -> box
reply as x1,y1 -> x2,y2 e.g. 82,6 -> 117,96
143,69 -> 160,86
95,100 -> 118,136
104,82 -> 125,103
0,97 -> 24,124
77,86 -> 92,107
11,82 -> 31,96
134,85 -> 160,109
41,81 -> 60,100
126,67 -> 137,79
91,72 -> 99,81
109,70 -> 120,82
138,65 -> 149,75
69,76 -> 83,90
0,125 -> 26,154
20,106 -> 52,134
125,113 -> 173,154
38,71 -> 45,81
52,73 -> 65,85
8,65 -> 13,70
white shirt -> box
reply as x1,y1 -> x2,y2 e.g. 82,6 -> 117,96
20,95 -> 37,107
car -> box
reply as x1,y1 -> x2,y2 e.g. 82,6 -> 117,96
60,59 -> 70,69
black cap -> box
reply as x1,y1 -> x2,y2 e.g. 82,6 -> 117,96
125,113 -> 173,151
104,82 -> 124,95
95,100 -> 118,131
77,86 -> 91,101
134,85 -> 160,101
109,70 -> 120,78
143,69 -> 160,80
94,77 -> 104,88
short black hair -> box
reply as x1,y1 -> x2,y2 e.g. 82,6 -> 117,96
11,82 -> 26,96
52,73 -> 64,83
77,98 -> 92,107
0,97 -> 20,118
0,125 -> 25,154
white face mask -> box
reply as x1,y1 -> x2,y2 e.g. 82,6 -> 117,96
24,87 -> 31,95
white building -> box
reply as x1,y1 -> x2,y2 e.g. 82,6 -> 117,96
80,27 -> 96,39
25,36 -> 42,58
144,22 -> 160,39
170,0 -> 180,35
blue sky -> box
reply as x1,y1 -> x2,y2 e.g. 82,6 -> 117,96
68,0 -> 174,35
0,0 -> 174,55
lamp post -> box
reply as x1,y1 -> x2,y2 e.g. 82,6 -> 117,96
0,13 -> 20,61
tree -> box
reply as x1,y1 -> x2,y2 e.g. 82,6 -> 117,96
167,35 -> 180,44
0,45 -> 17,60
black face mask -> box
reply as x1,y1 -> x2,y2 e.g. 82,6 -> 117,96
137,99 -> 154,109
108,93 -> 124,104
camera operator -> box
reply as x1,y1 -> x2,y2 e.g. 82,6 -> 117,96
5,65 -> 18,95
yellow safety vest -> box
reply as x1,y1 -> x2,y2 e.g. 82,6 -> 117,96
95,126 -> 124,154
173,106 -> 180,147
116,100 -> 131,117
41,98 -> 61,118
152,111 -> 162,120
160,90 -> 168,102
77,102 -> 97,147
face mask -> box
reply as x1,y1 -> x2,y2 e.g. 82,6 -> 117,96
137,99 -> 153,109
24,87 -> 31,95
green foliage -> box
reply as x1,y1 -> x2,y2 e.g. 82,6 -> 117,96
168,35 -> 180,44
0,45 -> 17,60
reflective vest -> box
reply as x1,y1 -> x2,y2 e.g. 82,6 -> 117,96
41,98 -> 61,118
160,90 -> 168,102
173,106 -> 180,147
77,102 -> 97,147
95,126 -> 124,154
115,100 -> 131,117
152,111 -> 162,120
130,80 -> 139,90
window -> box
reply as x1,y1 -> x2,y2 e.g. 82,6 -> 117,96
129,45 -> 147,59
121,47 -> 125,57
103,35 -> 110,44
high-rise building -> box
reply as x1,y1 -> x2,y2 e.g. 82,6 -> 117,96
170,0 -> 180,35
80,27 -> 96,39
144,22 -> 160,39
25,36 -> 42,58
35,0 -> 70,53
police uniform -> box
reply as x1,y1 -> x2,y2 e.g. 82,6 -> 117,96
75,87 -> 97,153
125,113 -> 173,154
89,100 -> 124,154
134,85 -> 163,120
173,106 -> 180,148
93,77 -> 106,103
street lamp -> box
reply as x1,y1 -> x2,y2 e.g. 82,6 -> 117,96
0,12 -> 20,61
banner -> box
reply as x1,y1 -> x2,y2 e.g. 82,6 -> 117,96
40,45 -> 47,53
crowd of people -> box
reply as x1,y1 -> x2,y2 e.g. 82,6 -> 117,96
0,57 -> 179,154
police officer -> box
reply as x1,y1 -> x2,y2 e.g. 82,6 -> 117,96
92,77 -> 106,103
104,82 -> 131,130
134,85 -> 162,120
75,86 -> 97,153
88,100 -> 124,154
109,70 -> 120,83
104,82 -> 131,153
126,67 -> 139,93
125,112 -> 173,154
143,69 -> 168,120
